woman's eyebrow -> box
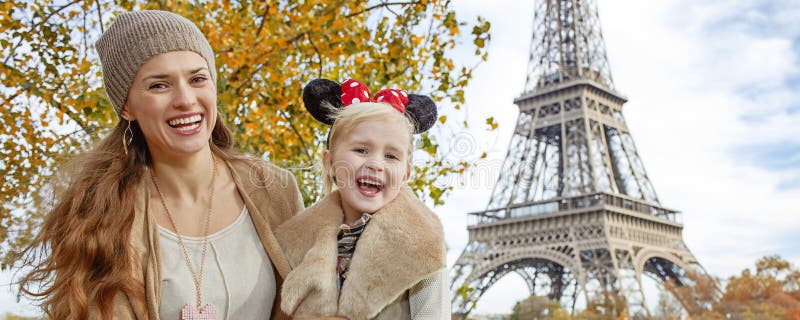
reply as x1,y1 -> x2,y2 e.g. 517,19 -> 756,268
142,73 -> 170,82
188,67 -> 208,74
142,67 -> 208,82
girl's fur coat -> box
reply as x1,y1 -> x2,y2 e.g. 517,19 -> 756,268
275,188 -> 447,319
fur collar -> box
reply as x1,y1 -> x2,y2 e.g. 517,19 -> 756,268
275,188 -> 446,319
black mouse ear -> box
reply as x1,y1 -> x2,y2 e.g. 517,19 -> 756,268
302,78 -> 342,125
404,94 -> 437,134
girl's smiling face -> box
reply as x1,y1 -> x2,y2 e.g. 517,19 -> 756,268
324,118 -> 412,218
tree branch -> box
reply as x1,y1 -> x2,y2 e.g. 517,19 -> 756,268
385,5 -> 401,17
37,0 -> 81,29
305,33 -> 323,78
389,65 -> 412,82
3,0 -> 81,66
255,4 -> 271,39
52,101 -> 90,133
0,91 -> 22,107
95,0 -> 104,33
346,1 -> 419,18
82,9 -> 88,55
3,40 -> 23,66
46,125 -> 100,156
234,31 -> 308,95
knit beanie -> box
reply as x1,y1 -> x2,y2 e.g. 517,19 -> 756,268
95,10 -> 216,114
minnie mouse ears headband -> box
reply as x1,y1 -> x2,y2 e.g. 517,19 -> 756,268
302,78 -> 437,134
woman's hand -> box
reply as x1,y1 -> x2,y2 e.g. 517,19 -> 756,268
297,318 -> 348,320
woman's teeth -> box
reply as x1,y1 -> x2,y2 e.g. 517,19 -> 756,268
175,122 -> 200,131
168,114 -> 202,127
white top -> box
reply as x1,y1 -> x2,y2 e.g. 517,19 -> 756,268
158,207 -> 275,320
409,268 -> 451,320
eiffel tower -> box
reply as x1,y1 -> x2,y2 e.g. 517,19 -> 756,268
450,0 -> 715,318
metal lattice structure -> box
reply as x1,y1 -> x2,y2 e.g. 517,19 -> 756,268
451,0 -> 715,318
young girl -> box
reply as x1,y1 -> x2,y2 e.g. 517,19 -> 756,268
275,78 -> 450,319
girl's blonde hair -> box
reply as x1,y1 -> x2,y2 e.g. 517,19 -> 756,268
323,102 -> 415,193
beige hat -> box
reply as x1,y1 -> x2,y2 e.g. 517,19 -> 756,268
95,10 -> 216,114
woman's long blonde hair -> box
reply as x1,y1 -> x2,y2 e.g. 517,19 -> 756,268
18,115 -> 236,319
323,102 -> 415,194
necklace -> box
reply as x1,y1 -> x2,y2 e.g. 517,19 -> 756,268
150,156 -> 218,320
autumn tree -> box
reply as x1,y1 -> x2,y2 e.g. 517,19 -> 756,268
653,290 -> 683,320
509,295 -> 571,320
714,255 -> 800,319
3,313 -> 39,320
0,0 -> 491,267
663,267 -> 722,315
690,255 -> 800,320
574,291 -> 629,320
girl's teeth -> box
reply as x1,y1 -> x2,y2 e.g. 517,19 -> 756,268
358,179 -> 381,187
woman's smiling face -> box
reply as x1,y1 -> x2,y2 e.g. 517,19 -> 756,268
122,51 -> 217,160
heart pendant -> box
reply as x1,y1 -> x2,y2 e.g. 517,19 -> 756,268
180,303 -> 217,320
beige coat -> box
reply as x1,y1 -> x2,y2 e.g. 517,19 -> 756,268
106,158 -> 303,320
275,188 -> 450,320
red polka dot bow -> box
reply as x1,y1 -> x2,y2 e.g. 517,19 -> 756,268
340,79 -> 409,113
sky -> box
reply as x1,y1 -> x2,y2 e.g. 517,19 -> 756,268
3,0 -> 800,317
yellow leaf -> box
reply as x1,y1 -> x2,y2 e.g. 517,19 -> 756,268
449,26 -> 459,36
486,117 -> 498,130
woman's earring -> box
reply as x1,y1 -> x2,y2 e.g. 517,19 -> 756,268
123,120 -> 133,156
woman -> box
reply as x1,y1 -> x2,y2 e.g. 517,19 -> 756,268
18,10 -> 303,319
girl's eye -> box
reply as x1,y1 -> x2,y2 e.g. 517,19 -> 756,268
353,147 -> 367,154
385,153 -> 399,160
